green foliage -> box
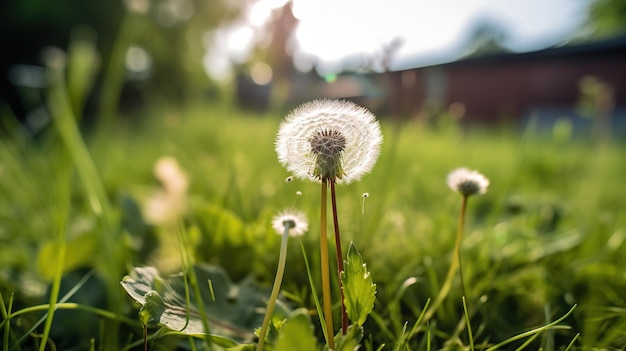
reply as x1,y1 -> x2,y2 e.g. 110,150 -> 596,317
588,0 -> 626,36
332,325 -> 364,351
120,264 -> 279,342
341,242 -> 377,327
274,309 -> 319,351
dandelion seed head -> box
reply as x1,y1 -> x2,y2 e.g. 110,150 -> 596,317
272,210 -> 308,237
362,192 -> 369,198
296,191 -> 302,196
447,167 -> 490,196
275,99 -> 383,184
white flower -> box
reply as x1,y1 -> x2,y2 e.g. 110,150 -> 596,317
154,156 -> 188,196
447,168 -> 490,196
144,156 -> 188,225
272,210 -> 309,237
275,99 -> 383,184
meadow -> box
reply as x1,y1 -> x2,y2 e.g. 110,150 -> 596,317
1,94 -> 626,350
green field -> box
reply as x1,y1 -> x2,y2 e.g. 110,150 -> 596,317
1,99 -> 626,350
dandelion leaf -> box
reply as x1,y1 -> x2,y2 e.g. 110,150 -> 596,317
121,264 -> 277,343
332,324 -> 364,351
341,242 -> 376,327
274,309 -> 318,351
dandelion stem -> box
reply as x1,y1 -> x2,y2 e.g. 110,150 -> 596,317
330,179 -> 349,334
257,223 -> 292,351
320,178 -> 335,349
458,195 -> 468,298
422,195 -> 468,323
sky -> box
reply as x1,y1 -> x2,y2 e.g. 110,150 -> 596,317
204,0 -> 591,80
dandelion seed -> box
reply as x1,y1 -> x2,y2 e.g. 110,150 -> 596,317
292,191 -> 303,207
275,99 -> 383,184
362,192 -> 369,214
271,210 -> 308,237
285,176 -> 294,183
447,168 -> 489,196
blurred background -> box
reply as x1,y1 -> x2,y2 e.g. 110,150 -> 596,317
1,0 -> 625,132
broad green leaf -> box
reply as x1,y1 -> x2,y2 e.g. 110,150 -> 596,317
37,232 -> 97,280
121,265 -> 282,343
332,324 -> 364,351
341,242 -> 376,327
275,309 -> 318,351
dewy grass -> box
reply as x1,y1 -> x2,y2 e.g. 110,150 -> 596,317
3,89 -> 624,349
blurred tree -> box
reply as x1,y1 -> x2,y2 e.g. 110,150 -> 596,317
587,0 -> 626,37
460,18 -> 511,58
0,0 -> 242,122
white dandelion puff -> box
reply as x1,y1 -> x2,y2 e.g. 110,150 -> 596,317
275,99 -> 383,184
271,210 -> 308,237
447,168 -> 490,196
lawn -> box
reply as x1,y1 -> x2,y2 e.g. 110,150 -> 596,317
1,96 -> 626,350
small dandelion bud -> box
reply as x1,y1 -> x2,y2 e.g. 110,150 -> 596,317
275,99 -> 383,184
271,210 -> 308,237
296,191 -> 302,196
447,168 -> 489,196
362,192 -> 369,198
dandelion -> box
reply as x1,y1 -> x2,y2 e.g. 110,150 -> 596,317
258,210 -> 308,351
271,210 -> 308,237
275,99 -> 382,184
424,167 -> 490,336
275,99 -> 382,343
447,167 -> 489,196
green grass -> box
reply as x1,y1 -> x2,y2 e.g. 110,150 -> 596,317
1,99 -> 626,350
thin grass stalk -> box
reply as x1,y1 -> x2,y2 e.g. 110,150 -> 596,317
38,233 -> 66,351
257,223 -> 292,351
178,226 -> 213,351
301,242 -> 329,344
422,196 -> 467,323
5,303 -> 136,326
38,98 -> 72,351
330,179 -> 349,334
98,11 -> 145,126
0,293 -> 12,351
462,296 -> 474,351
484,305 -> 577,351
320,178 -> 335,349
564,333 -> 580,351
47,62 -> 122,348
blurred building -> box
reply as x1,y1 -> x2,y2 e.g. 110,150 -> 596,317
384,34 -> 626,130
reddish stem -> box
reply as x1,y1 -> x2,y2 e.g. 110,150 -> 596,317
330,179 -> 349,334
